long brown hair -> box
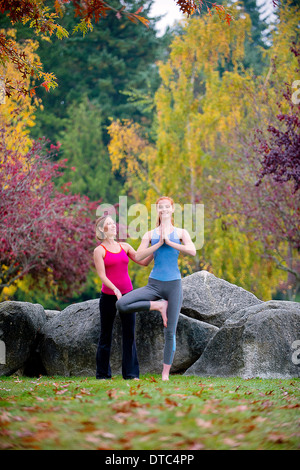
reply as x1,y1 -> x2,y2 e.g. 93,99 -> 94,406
155,196 -> 175,227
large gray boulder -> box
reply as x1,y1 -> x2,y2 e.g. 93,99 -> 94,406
137,312 -> 218,374
0,301 -> 46,376
40,300 -> 99,376
181,270 -> 263,327
185,300 -> 300,379
39,299 -> 218,376
1,272 -> 298,380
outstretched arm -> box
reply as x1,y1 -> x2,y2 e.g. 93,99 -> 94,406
122,242 -> 153,266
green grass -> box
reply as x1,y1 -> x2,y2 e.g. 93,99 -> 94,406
0,374 -> 299,450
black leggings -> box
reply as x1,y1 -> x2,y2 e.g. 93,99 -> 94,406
116,278 -> 183,365
96,292 -> 139,379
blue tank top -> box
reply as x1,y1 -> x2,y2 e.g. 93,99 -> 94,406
149,227 -> 181,281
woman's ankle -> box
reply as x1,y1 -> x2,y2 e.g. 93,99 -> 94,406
162,363 -> 171,381
150,300 -> 168,327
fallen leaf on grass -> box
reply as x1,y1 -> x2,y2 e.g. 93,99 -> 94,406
192,389 -> 204,397
267,433 -> 289,444
20,425 -> 59,449
164,397 -> 179,408
188,442 -> 205,450
79,421 -> 97,433
111,400 -> 143,413
21,406 -> 44,413
140,391 -> 152,399
280,403 -> 300,409
195,418 -> 213,429
0,411 -> 12,424
254,416 -> 267,423
242,424 -> 257,433
76,388 -> 92,396
85,435 -> 104,445
96,431 -> 116,439
112,412 -> 131,424
85,435 -> 113,449
149,376 -> 158,383
223,437 -> 240,447
226,405 -> 249,413
107,388 -> 118,399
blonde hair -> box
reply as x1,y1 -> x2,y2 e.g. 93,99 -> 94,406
155,196 -> 175,227
95,215 -> 112,241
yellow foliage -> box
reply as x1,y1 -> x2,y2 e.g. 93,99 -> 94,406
107,119 -> 158,200
265,0 -> 300,87
106,3 -> 297,295
0,29 -> 42,155
0,284 -> 18,301
204,216 -> 283,300
153,6 -> 252,202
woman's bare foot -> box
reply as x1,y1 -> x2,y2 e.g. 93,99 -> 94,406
150,300 -> 168,327
162,363 -> 171,381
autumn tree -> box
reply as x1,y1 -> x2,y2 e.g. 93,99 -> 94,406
17,0 -> 163,144
0,28 -> 42,153
0,130 -> 99,299
107,2 -> 299,299
0,0 -> 235,100
255,44 -> 300,193
0,0 -> 149,97
108,118 -> 158,201
215,2 -> 300,299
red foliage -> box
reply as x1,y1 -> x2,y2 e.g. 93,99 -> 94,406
0,130 -> 100,297
255,44 -> 300,193
175,0 -> 234,24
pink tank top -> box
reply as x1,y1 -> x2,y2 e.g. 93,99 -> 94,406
100,243 -> 133,295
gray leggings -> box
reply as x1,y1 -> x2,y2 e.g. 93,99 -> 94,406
116,277 -> 183,365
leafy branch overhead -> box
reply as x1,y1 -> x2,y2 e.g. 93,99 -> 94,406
0,0 -> 236,98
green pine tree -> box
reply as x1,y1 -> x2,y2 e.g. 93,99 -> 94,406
58,96 -> 121,203
240,0 -> 272,75
30,0 -> 165,145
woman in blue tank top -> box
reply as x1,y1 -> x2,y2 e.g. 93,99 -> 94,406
116,197 -> 196,381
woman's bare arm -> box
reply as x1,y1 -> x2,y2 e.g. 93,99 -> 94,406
164,228 -> 196,256
135,231 -> 163,261
93,246 -> 122,298
121,242 -> 153,266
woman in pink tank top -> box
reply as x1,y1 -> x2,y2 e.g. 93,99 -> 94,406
94,215 -> 153,380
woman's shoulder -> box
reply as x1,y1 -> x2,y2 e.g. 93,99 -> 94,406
174,227 -> 184,236
142,229 -> 154,240
94,244 -> 106,256
119,241 -> 130,253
